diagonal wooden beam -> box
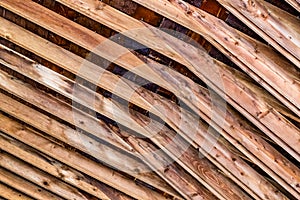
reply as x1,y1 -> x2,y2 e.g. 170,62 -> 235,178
0,133 -> 120,200
0,49 -> 294,200
217,0 -> 300,64
53,0 -> 300,116
0,182 -> 32,200
0,16 -> 300,197
0,167 -> 63,200
0,110 -> 177,200
284,0 -> 300,12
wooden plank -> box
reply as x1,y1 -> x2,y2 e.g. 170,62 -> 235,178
0,51 -> 252,199
48,0 -> 300,116
0,0 -> 300,166
0,57 -> 243,199
129,0 -> 300,161
1,0 -> 299,166
0,52 -> 292,200
0,16 -> 298,196
0,133 -> 117,200
0,153 -> 90,200
0,167 -> 64,200
285,0 -> 300,12
0,93 -> 177,200
0,111 -> 174,200
1,35 -> 299,199
0,183 -> 32,200
128,0 -> 300,113
217,0 -> 300,64
0,1 -> 298,197
127,136 -> 218,200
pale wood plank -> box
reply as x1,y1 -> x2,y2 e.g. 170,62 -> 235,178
0,17 -> 298,197
0,183 -> 32,200
217,0 -> 300,63
285,0 -> 300,12
54,0 -> 300,116
0,167 -> 64,200
130,0 -> 300,166
0,153 -> 90,200
0,110 -> 174,200
1,0 -> 299,167
0,133 -> 113,200
0,52 -> 292,200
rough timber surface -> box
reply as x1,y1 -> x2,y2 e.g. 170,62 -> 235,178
0,0 -> 300,199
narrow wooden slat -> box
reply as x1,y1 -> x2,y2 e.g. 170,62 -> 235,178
129,0 -> 300,113
0,0 -> 299,166
0,17 -> 299,198
130,0 -> 300,162
284,0 -> 300,12
127,136 -> 218,200
0,183 -> 32,200
0,92 -> 177,199
0,111 -> 173,200
0,153 -> 89,200
0,133 -> 117,200
217,0 -> 300,64
48,0 -> 300,116
0,48 -> 250,199
0,50 -> 292,200
0,167 -> 64,200
2,0 -> 299,166
0,49 -> 243,199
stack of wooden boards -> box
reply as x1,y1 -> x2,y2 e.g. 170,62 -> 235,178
0,0 -> 299,199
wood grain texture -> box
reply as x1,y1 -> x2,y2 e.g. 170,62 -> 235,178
0,47 -> 246,200
0,183 -> 33,200
53,0 -> 300,117
0,46 -> 293,200
284,0 -> 300,12
0,22 -> 299,198
0,14 -> 298,196
130,0 -> 300,114
0,153 -> 89,200
0,167 -> 63,200
0,132 -> 118,200
217,0 -> 300,64
0,105 -> 175,200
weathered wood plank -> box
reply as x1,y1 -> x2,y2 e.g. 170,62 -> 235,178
127,136 -> 218,200
2,0 -> 299,168
0,16 -> 298,197
0,166 -> 64,200
0,183 -> 32,200
1,0 -> 297,169
0,109 -> 175,200
0,54 -> 242,199
217,0 -> 300,64
52,0 -> 300,116
130,0 -> 300,165
0,153 -> 90,200
284,0 -> 300,12
0,51 -> 292,200
0,132 -> 119,200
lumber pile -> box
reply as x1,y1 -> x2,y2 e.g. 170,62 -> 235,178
0,0 -> 299,199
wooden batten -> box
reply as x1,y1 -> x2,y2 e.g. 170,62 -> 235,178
217,0 -> 300,65
284,0 -> 300,12
0,44 -> 294,199
0,0 -> 299,199
0,183 -> 33,200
